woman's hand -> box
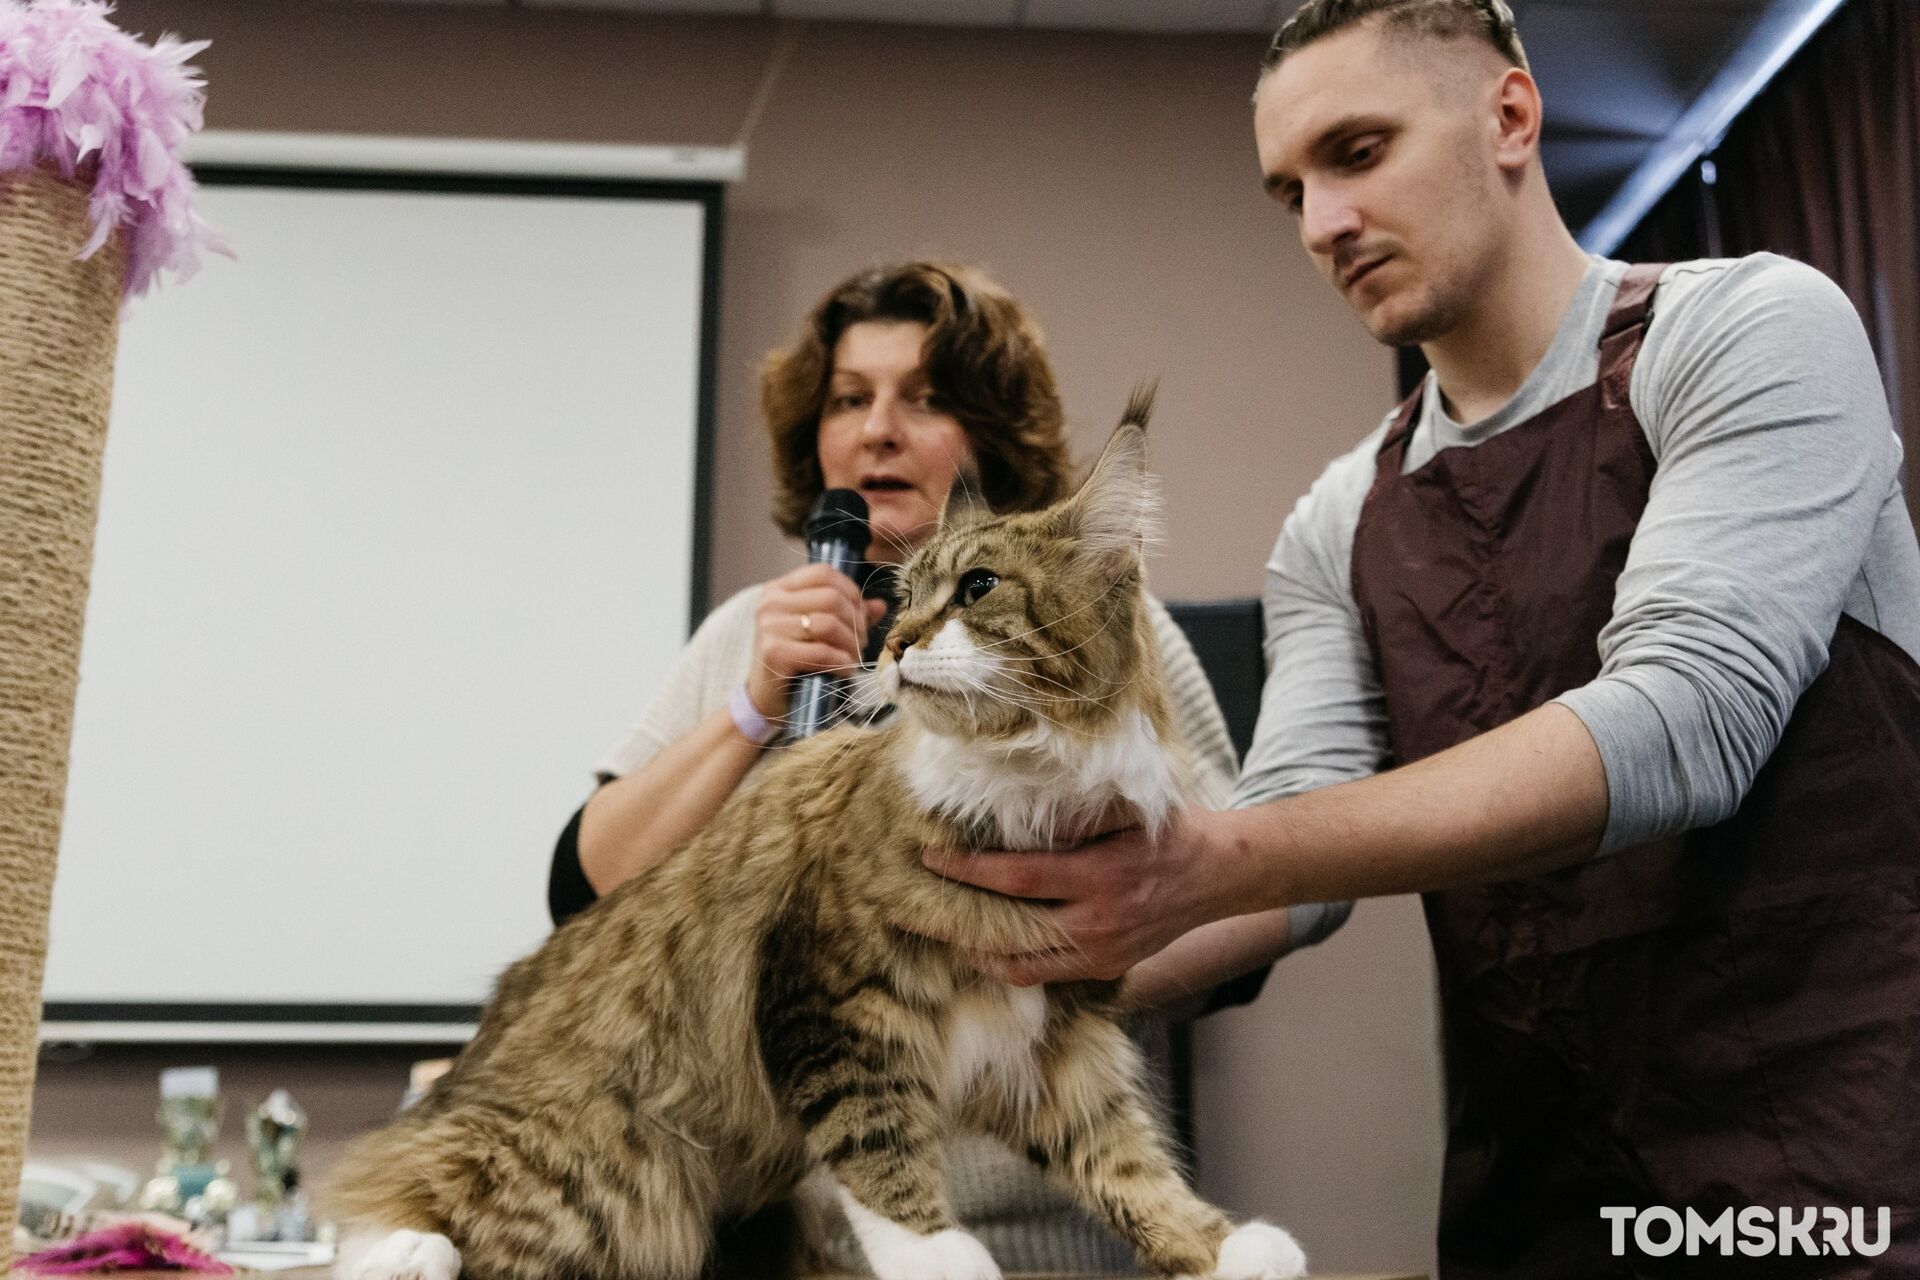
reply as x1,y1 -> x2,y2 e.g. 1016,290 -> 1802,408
747,563 -> 889,720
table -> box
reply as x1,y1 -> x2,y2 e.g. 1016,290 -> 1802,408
88,1271 -> 1426,1279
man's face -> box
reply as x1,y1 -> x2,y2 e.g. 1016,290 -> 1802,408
1253,23 -> 1509,346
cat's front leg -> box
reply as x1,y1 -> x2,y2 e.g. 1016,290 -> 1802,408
991,1011 -> 1307,1280
771,1034 -> 998,1280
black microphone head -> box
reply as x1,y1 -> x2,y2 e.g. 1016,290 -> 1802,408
803,488 -> 870,552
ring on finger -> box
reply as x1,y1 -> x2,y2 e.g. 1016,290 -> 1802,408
801,612 -> 813,638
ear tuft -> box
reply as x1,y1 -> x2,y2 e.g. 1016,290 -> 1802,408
1120,379 -> 1157,431
1063,395 -> 1159,569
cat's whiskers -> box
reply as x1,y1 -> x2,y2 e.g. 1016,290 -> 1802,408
939,438 -> 985,514
867,523 -> 918,560
754,674 -> 883,791
895,608 -> 1145,740
999,654 -> 1130,703
903,693 -> 1182,848
971,574 -> 1132,651
982,613 -> 1137,705
986,609 -> 1123,665
950,668 -> 1071,730
827,669 -> 890,724
796,678 -> 896,786
970,585 -> 1142,695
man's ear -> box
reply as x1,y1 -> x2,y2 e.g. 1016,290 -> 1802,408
1489,66 -> 1544,174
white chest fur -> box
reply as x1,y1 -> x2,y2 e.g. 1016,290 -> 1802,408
903,708 -> 1182,848
940,984 -> 1048,1113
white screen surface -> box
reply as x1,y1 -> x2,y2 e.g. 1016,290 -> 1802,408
46,178 -> 710,1029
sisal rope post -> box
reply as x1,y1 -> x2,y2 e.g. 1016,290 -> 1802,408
0,164 -> 126,1270
0,3 -> 217,1255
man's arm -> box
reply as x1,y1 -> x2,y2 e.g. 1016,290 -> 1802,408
933,259 -> 1900,986
1102,436 -> 1403,1001
1118,907 -> 1293,1016
1120,440 -> 1390,1007
1219,435 -> 1391,962
944,700 -> 1604,985
1557,255 -> 1903,850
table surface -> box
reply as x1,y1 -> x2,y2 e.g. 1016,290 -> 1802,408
71,1271 -> 1426,1279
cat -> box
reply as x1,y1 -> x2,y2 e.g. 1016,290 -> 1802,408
318,394 -> 1308,1280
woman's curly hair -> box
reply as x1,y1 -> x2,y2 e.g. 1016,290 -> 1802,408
762,262 -> 1071,538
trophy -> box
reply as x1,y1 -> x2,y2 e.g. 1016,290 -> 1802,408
243,1089 -> 313,1242
136,1067 -> 239,1227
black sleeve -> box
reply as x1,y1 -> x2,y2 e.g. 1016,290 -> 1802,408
546,802 -> 598,927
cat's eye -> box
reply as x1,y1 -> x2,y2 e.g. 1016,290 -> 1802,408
954,569 -> 998,607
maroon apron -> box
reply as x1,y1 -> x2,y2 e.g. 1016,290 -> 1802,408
1349,264 -> 1920,1277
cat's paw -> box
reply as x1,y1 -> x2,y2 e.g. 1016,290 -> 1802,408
1209,1220 -> 1307,1280
835,1182 -> 1002,1280
337,1229 -> 461,1280
930,1229 -> 1003,1280
861,1225 -> 1001,1280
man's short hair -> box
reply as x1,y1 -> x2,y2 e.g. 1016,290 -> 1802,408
1263,0 -> 1529,74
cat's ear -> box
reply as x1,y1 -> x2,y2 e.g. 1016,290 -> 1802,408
1060,386 -> 1158,570
940,469 -> 994,529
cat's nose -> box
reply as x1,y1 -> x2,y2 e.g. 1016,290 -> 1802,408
884,630 -> 910,659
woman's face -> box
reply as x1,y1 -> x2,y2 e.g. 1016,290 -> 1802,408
816,320 -> 978,564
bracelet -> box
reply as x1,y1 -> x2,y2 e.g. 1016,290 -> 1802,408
728,682 -> 780,747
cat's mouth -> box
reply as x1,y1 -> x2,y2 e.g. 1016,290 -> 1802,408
892,652 -> 981,701
890,666 -> 941,694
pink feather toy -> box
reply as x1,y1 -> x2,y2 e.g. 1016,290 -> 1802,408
17,1218 -> 234,1274
0,0 -> 223,296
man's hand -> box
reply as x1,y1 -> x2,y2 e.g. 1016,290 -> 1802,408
922,703 -> 1609,988
922,809 -> 1239,986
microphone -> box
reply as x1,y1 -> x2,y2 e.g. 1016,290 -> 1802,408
788,488 -> 871,739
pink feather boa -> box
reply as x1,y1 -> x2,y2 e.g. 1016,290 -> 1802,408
0,0 -> 223,297
18,1219 -> 234,1274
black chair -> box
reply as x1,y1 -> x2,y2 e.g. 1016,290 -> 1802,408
1161,597 -> 1276,1174
1164,597 -> 1268,763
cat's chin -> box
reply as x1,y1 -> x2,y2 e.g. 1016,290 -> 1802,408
889,677 -> 1030,741
901,705 -> 1183,848
897,698 -> 1030,743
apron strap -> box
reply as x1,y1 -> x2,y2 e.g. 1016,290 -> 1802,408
1378,381 -> 1425,458
1597,263 -> 1667,410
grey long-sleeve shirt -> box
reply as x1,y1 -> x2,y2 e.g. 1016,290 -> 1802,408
1238,254 -> 1920,950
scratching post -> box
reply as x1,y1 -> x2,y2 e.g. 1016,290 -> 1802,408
0,2 -> 217,1262
0,164 -> 125,1265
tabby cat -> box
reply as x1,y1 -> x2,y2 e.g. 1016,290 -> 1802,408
320,398 -> 1308,1280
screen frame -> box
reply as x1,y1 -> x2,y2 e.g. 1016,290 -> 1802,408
42,147 -> 725,1045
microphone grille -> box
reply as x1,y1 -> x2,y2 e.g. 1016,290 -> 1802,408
804,488 -> 870,544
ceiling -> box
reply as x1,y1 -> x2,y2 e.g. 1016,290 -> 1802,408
385,0 -> 1844,250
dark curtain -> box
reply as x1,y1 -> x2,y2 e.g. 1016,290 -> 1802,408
1618,0 -> 1920,528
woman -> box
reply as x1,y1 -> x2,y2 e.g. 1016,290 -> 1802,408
546,261 -> 1237,1274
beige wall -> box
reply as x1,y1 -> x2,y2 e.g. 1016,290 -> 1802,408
31,2 -> 1441,1273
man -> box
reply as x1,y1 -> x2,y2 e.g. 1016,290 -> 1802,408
928,0 -> 1920,1273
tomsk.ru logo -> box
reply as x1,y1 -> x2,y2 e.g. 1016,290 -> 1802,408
1601,1206 -> 1892,1258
